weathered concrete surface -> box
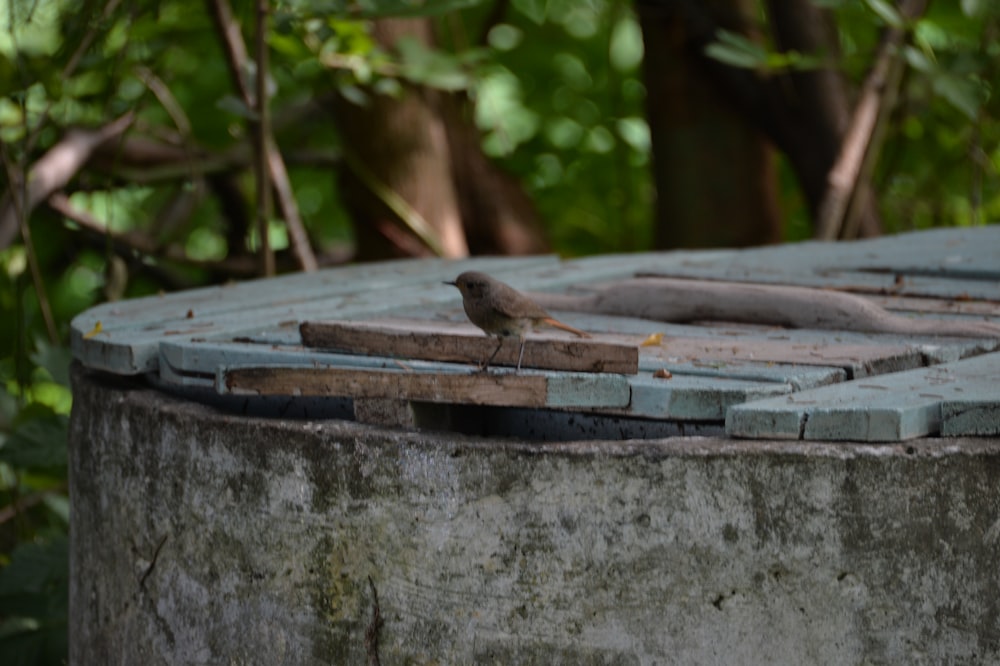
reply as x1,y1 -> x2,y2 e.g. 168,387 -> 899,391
69,365 -> 1000,665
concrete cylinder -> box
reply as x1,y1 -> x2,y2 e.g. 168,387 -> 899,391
69,365 -> 1000,664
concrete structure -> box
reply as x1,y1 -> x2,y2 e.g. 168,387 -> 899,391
70,366 -> 1000,665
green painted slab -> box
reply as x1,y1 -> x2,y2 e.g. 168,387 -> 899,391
636,359 -> 847,391
396,308 -> 994,375
74,255 -> 559,333
726,351 -> 1000,441
612,373 -> 792,420
632,227 -> 1000,299
160,340 -> 471,387
72,256 -> 560,375
941,401 -> 1000,436
69,227 -> 1000,439
161,338 -> 816,420
164,339 -> 629,410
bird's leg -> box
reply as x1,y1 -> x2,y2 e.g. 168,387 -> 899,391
516,335 -> 526,371
481,336 -> 505,371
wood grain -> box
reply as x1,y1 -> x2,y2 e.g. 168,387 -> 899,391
224,366 -> 551,406
300,319 -> 639,374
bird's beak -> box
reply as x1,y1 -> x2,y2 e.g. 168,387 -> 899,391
443,280 -> 456,286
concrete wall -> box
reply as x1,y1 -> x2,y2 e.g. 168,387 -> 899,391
69,365 -> 1000,665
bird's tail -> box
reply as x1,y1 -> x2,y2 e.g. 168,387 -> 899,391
540,317 -> 591,338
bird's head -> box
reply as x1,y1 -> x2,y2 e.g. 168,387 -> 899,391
444,271 -> 492,299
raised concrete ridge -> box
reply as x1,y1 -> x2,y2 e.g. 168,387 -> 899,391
70,365 -> 1000,665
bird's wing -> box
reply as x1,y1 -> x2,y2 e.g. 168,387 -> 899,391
493,287 -> 550,320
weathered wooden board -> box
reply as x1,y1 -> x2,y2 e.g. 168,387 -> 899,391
218,365 -> 631,409
299,319 -> 639,374
70,256 -> 567,375
726,351 -> 1000,441
199,319 -> 851,390
162,339 -> 820,420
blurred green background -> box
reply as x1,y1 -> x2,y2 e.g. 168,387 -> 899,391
1,0 -> 998,662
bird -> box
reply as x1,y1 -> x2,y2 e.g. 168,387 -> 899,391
444,271 -> 590,371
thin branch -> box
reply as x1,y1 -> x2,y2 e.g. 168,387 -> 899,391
207,0 -> 315,272
254,0 -> 275,276
0,113 -> 132,342
814,0 -> 929,240
0,485 -> 66,525
342,146 -> 445,256
267,136 -> 317,270
14,0 -> 124,158
18,190 -> 58,342
48,193 -> 262,278
205,0 -> 254,106
0,112 -> 134,250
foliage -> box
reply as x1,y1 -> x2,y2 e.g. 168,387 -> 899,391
1,0 -> 998,663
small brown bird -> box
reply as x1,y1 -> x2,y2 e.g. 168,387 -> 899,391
445,271 -> 590,370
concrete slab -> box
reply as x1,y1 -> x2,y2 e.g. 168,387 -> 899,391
69,365 -> 1000,665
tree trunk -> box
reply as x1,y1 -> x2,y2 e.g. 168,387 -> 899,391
330,18 -> 548,260
637,0 -> 884,244
639,0 -> 782,249
767,0 -> 881,238
441,92 -> 549,256
330,19 -> 467,260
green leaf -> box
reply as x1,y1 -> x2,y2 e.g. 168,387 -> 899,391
396,36 -> 472,91
865,0 -> 904,28
0,534 -> 68,598
216,94 -> 258,120
281,0 -> 489,18
609,16 -> 644,72
29,341 -> 71,388
513,0 -> 549,25
0,404 -> 67,472
932,73 -> 983,120
0,534 -> 68,666
704,30 -> 768,69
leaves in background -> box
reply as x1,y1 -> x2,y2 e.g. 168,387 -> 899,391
0,534 -> 68,666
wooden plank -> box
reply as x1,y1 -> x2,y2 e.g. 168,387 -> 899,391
217,365 -> 631,409
231,316 -> 887,387
70,255 -> 561,375
299,319 -> 639,374
726,351 -> 1000,441
160,338 -> 836,421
